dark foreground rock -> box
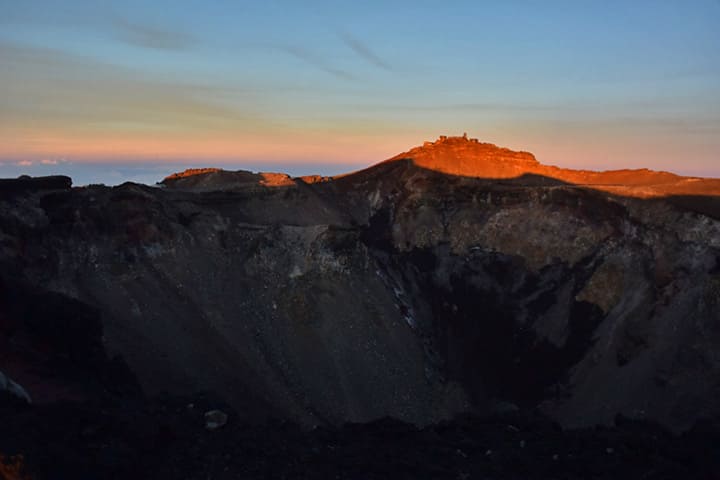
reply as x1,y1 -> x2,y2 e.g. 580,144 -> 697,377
2,395 -> 719,480
0,175 -> 71,197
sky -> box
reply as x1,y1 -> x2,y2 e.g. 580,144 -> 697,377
1,0 -> 719,185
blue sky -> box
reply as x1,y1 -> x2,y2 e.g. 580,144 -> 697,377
1,0 -> 719,184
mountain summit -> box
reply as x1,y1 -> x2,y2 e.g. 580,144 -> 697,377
389,134 -> 541,178
381,135 -> 720,198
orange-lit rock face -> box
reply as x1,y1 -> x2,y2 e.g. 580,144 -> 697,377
391,135 -> 540,179
258,172 -> 295,187
161,168 -> 296,191
163,168 -> 223,181
299,174 -> 332,184
390,136 -> 720,199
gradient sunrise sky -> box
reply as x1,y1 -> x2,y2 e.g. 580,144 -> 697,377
1,0 -> 719,184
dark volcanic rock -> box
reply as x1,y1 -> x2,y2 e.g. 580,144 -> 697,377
1,396 -> 718,479
0,175 -> 71,197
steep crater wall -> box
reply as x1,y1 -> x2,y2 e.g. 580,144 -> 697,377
2,159 -> 720,431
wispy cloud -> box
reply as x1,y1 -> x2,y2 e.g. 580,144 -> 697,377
273,45 -> 353,80
16,160 -> 33,166
339,32 -> 391,71
0,41 -> 267,136
113,17 -> 196,51
347,102 -> 572,113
